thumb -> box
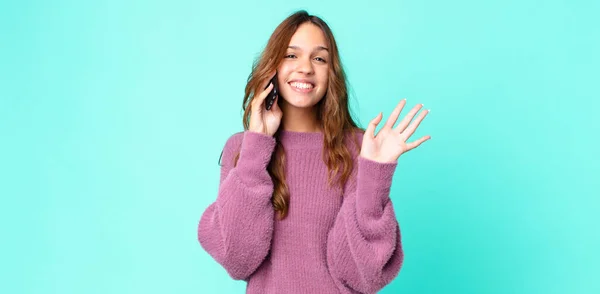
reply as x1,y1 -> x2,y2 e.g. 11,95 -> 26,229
365,112 -> 382,138
271,95 -> 281,111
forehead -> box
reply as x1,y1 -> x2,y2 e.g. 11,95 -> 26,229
288,22 -> 327,48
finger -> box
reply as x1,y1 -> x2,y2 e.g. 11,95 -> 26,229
394,103 -> 423,133
252,82 -> 274,109
272,95 -> 281,111
262,71 -> 277,90
365,112 -> 383,138
383,99 -> 406,130
401,108 -> 429,139
405,135 -> 431,151
260,75 -> 274,92
268,94 -> 280,112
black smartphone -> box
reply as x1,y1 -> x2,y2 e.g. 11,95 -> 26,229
264,73 -> 278,110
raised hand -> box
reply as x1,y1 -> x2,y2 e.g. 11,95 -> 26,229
360,99 -> 431,163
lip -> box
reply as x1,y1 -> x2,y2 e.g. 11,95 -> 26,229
288,79 -> 315,86
288,81 -> 315,93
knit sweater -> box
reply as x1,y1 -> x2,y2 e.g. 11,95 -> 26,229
198,129 -> 404,294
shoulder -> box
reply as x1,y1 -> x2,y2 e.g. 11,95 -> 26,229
343,127 -> 365,141
343,127 -> 366,158
351,127 -> 365,144
218,131 -> 244,166
224,131 -> 244,148
222,131 -> 244,154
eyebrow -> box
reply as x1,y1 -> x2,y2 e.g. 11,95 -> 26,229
288,45 -> 329,52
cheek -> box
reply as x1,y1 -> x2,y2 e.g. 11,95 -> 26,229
277,64 -> 292,76
277,68 -> 291,86
318,70 -> 329,90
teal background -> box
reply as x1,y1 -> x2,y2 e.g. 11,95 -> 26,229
1,0 -> 598,293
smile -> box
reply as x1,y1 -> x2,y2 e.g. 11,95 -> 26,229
289,82 -> 314,93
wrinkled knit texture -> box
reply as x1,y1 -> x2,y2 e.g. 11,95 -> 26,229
198,129 -> 404,294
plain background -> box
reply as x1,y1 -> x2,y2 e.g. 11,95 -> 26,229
1,0 -> 599,293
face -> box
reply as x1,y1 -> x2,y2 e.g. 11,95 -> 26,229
277,22 -> 330,109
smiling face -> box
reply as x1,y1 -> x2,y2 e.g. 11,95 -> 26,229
277,22 -> 330,110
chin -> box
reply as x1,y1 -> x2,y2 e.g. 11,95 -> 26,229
282,94 -> 322,108
284,100 -> 316,109
281,91 -> 325,109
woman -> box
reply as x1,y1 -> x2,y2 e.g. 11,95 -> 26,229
198,10 -> 431,294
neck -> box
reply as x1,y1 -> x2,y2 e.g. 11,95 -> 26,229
280,102 -> 322,133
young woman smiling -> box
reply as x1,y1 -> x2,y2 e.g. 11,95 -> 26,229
198,10 -> 431,294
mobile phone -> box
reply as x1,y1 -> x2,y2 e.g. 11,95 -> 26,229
264,73 -> 278,110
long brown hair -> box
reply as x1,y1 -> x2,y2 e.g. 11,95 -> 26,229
229,10 -> 363,220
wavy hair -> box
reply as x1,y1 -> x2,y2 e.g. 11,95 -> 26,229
224,10 -> 363,220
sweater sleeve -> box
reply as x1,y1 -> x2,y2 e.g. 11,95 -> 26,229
197,131 -> 277,281
326,156 -> 404,294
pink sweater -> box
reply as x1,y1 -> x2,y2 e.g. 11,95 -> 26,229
198,129 -> 404,293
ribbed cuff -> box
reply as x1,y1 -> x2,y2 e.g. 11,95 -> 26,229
357,156 -> 397,185
355,156 -> 398,212
236,131 -> 277,176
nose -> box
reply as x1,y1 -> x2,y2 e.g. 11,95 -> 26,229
295,56 -> 314,75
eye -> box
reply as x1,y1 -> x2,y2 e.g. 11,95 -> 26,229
315,57 -> 327,63
285,54 -> 296,58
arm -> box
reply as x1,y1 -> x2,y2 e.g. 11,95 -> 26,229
326,156 -> 404,293
197,131 -> 276,280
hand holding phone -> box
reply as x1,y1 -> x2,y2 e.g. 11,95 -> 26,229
248,72 -> 283,136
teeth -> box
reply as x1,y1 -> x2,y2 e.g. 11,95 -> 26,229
290,82 -> 313,89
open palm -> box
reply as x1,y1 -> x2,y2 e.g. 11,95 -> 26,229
360,99 -> 431,163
